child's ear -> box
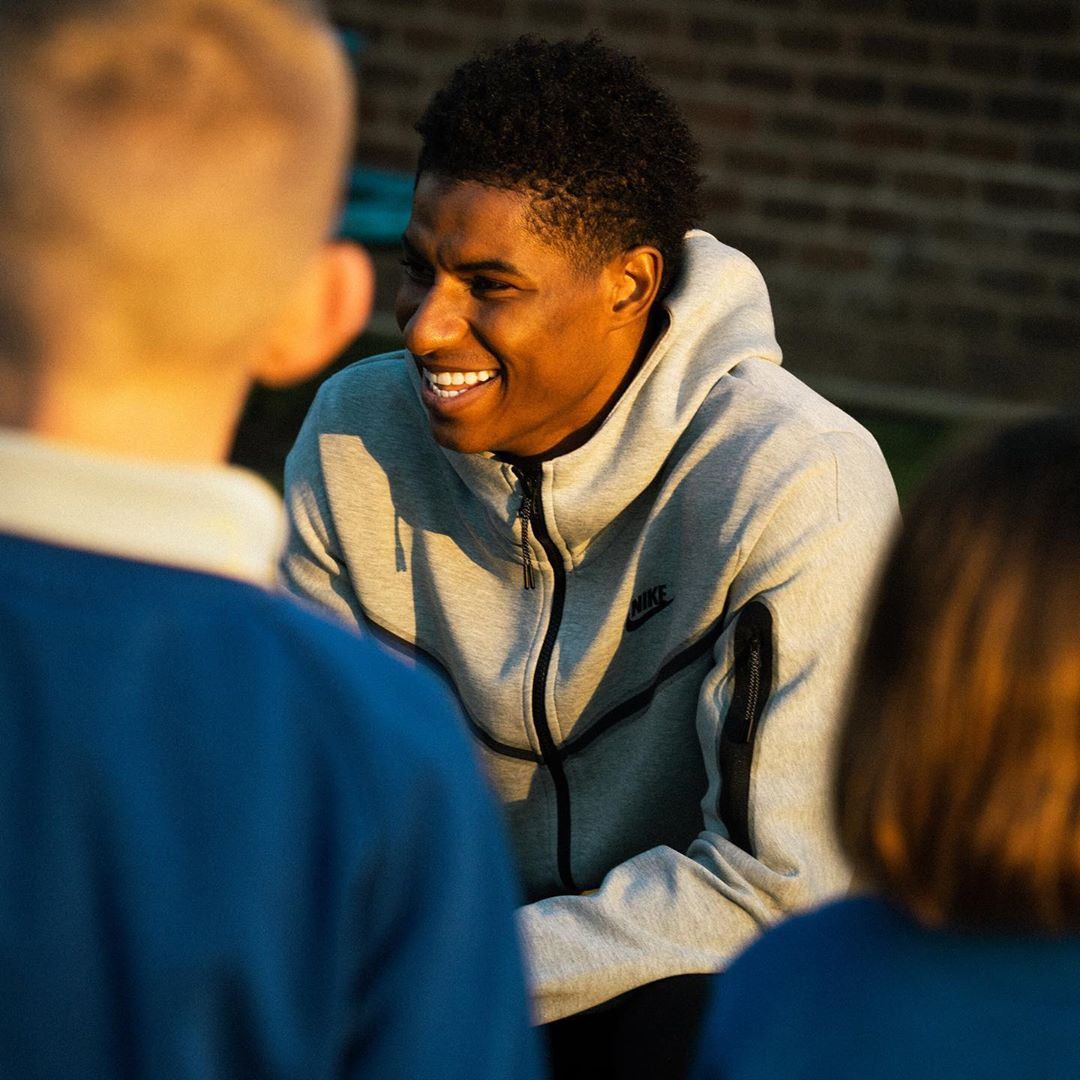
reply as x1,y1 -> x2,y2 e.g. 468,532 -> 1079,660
256,241 -> 373,388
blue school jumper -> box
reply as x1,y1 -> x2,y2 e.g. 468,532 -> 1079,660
0,430 -> 542,1080
692,894 -> 1080,1080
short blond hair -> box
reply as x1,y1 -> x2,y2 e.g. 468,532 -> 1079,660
835,415 -> 1080,931
0,0 -> 352,363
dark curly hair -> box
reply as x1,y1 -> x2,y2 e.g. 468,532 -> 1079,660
415,33 -> 702,296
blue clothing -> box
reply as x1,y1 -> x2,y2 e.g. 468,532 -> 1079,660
0,434 -> 542,1080
691,895 -> 1080,1080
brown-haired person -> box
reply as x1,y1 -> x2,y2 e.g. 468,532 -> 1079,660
691,414 -> 1080,1080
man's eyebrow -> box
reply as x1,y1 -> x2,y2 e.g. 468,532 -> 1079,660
456,258 -> 523,276
399,235 -> 524,277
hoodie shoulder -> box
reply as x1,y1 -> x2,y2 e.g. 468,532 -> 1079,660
308,350 -> 418,426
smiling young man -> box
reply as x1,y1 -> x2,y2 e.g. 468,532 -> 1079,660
283,33 -> 899,1077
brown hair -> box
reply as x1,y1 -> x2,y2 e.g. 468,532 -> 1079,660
835,414 -> 1080,931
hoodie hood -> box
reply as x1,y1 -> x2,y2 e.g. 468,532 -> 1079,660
433,231 -> 784,556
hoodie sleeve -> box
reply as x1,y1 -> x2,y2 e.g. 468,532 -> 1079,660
517,427 -> 899,1024
279,383 -> 370,631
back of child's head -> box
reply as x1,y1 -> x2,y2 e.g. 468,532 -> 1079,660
0,0 -> 351,373
835,414 -> 1080,932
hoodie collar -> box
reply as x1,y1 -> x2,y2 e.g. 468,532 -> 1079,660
434,232 -> 782,560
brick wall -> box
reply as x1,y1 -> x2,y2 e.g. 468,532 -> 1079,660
332,0 -> 1080,409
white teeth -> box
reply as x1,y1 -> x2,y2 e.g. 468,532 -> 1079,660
422,368 -> 497,399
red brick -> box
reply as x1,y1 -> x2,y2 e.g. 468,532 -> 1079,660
726,147 -> 792,177
974,267 -> 1049,298
1035,50 -> 1080,85
905,0 -> 980,27
808,157 -> 878,188
814,71 -> 886,106
926,302 -> 1002,335
729,0 -> 799,8
934,219 -> 1012,247
776,25 -> 844,54
892,254 -> 959,285
361,60 -> 423,91
607,7 -> 671,35
761,197 -> 833,225
798,243 -> 873,272
948,42 -> 1023,76
846,205 -> 919,234
714,229 -> 787,263
688,15 -> 757,47
773,110 -> 839,140
846,291 -> 914,323
1029,229 -> 1080,258
982,180 -> 1061,211
902,82 -> 972,115
942,130 -> 1020,163
639,53 -> 711,82
446,0 -> 507,15
702,185 -> 745,214
860,32 -> 933,66
402,26 -> 460,50
682,101 -> 759,134
994,2 -> 1075,35
895,170 -> 968,200
726,63 -> 797,94
848,119 -> 928,150
1016,313 -> 1080,348
1032,140 -> 1080,172
821,0 -> 888,12
524,0 -> 586,26
988,92 -> 1067,127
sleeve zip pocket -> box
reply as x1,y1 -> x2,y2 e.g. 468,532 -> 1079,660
717,600 -> 774,854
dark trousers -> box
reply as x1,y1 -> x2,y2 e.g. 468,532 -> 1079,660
542,974 -> 714,1080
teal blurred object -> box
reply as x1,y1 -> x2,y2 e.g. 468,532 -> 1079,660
333,26 -> 414,247
337,165 -> 414,246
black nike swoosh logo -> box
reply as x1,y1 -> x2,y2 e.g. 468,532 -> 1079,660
624,596 -> 674,632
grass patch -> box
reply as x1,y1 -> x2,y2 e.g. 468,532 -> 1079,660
847,410 -> 959,504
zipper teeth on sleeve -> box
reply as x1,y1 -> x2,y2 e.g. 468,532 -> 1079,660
717,601 -> 774,855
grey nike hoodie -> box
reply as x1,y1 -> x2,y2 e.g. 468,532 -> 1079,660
281,231 -> 900,1023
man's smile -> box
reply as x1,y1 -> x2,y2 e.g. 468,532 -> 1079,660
420,365 -> 500,401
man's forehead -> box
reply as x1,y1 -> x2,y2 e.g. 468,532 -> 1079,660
404,174 -> 561,268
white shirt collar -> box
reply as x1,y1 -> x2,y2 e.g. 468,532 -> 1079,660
0,428 -> 285,586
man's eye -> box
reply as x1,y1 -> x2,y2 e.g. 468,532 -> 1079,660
400,258 -> 433,284
469,276 -> 512,295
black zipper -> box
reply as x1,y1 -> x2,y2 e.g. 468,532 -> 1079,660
513,464 -> 578,893
718,601 -> 773,854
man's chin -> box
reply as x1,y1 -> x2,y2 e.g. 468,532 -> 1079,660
427,419 -> 493,457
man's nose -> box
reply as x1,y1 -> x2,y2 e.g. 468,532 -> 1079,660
398,282 -> 468,357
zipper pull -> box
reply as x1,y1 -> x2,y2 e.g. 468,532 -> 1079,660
513,466 -> 537,591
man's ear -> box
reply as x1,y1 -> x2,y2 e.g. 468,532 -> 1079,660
256,241 -> 373,388
609,245 -> 663,327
